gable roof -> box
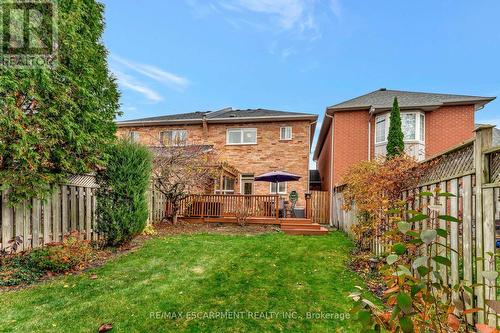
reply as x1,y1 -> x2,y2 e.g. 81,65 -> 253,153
313,89 -> 496,161
117,108 -> 317,126
328,88 -> 495,112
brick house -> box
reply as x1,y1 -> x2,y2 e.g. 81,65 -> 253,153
117,108 -> 318,208
313,88 -> 495,194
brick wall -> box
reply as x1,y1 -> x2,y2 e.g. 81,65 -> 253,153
117,120 -> 312,206
332,111 -> 370,185
316,104 -> 477,186
425,105 -> 475,157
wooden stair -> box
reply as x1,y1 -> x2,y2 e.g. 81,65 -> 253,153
281,219 -> 329,236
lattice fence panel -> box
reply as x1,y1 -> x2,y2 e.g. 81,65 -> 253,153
419,143 -> 474,185
490,150 -> 500,183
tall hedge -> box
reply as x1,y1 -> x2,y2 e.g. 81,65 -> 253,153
386,97 -> 405,157
0,0 -> 119,203
96,140 -> 152,246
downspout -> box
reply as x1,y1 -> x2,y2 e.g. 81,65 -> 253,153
368,106 -> 375,161
325,113 -> 335,227
308,120 -> 317,194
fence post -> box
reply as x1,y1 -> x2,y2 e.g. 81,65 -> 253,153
473,125 -> 493,324
331,189 -> 338,228
305,193 -> 312,220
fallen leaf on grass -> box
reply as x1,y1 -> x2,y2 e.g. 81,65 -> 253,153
98,323 -> 113,332
475,323 -> 499,333
447,314 -> 460,331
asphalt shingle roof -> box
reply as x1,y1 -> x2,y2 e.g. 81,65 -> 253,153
119,111 -> 210,123
118,108 -> 315,124
328,88 -> 495,110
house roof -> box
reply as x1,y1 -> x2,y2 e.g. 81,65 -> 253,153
328,88 -> 495,112
313,89 -> 496,161
117,108 -> 317,126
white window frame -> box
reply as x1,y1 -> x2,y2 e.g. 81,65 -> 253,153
401,111 -> 425,143
226,128 -> 257,145
419,113 -> 425,143
280,126 -> 293,140
214,176 -> 235,194
129,131 -> 140,142
240,174 -> 255,194
160,129 -> 188,146
374,111 -> 425,144
375,115 -> 387,144
270,182 -> 287,194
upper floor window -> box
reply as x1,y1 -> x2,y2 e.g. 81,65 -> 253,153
280,126 -> 292,140
375,116 -> 386,144
270,182 -> 287,194
226,128 -> 257,145
419,113 -> 425,142
402,113 -> 416,140
375,112 -> 425,144
129,131 -> 140,142
160,130 -> 187,146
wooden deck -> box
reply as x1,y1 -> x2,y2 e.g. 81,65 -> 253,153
172,194 -> 328,235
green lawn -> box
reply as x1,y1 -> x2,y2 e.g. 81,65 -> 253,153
0,231 -> 368,332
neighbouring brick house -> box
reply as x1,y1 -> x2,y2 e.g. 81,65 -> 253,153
313,88 -> 495,194
117,108 -> 318,207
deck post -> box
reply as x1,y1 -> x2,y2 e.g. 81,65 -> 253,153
305,193 -> 312,220
201,197 -> 206,223
275,195 -> 279,224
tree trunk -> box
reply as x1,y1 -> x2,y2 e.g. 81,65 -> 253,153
172,214 -> 178,224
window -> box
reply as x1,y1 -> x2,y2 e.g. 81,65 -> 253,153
215,176 -> 235,194
160,130 -> 187,146
402,113 -> 416,140
226,128 -> 257,145
420,113 -> 425,142
375,115 -> 386,143
375,112 -> 425,144
129,131 -> 139,142
280,127 -> 292,140
270,182 -> 287,194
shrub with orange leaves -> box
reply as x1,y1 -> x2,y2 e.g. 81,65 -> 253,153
341,155 -> 425,248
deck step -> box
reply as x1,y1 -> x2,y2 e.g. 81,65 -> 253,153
282,227 -> 329,236
281,223 -> 322,230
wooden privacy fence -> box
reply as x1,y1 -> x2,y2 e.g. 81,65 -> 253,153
147,183 -> 166,224
0,175 -> 99,252
310,190 -> 330,224
333,125 -> 500,326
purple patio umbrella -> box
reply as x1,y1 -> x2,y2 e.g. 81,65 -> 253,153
255,171 -> 302,217
255,170 -> 301,194
254,170 -> 301,184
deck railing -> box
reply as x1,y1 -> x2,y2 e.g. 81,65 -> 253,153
169,194 -> 281,220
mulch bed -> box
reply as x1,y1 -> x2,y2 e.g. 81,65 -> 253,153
151,220 -> 281,236
348,248 -> 386,299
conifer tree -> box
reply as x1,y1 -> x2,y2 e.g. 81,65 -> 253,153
386,97 -> 405,157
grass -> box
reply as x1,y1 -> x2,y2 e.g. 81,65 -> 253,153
0,231 -> 369,332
